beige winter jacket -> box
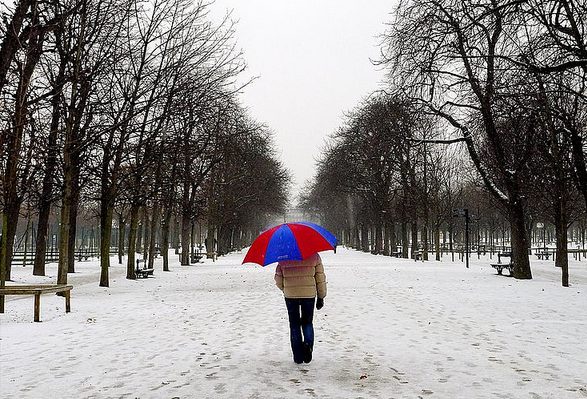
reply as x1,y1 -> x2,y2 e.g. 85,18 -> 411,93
274,253 -> 327,299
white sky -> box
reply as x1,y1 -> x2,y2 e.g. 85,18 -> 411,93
211,1 -> 394,201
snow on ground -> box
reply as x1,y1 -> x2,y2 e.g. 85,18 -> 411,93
1,248 -> 586,399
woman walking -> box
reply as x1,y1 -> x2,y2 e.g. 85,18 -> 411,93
275,253 -> 327,364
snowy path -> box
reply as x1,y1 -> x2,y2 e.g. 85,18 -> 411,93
1,248 -> 586,398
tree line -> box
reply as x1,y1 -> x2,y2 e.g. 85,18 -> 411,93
0,0 -> 289,289
301,0 -> 587,287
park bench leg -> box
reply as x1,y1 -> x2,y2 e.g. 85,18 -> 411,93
0,295 -> 4,313
497,268 -> 503,275
34,293 -> 41,322
65,290 -> 71,313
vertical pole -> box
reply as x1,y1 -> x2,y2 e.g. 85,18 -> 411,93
23,218 -> 30,266
190,221 -> 195,263
65,290 -> 71,313
465,209 -> 469,269
34,292 -> 40,322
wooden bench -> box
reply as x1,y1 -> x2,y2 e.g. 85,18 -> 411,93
135,259 -> 154,278
391,251 -> 402,258
0,284 -> 72,322
413,250 -> 423,261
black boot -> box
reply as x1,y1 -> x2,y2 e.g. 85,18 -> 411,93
303,343 -> 313,363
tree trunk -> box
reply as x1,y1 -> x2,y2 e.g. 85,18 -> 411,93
411,221 -> 418,259
60,56 -> 84,284
235,227 -> 243,250
57,199 -> 71,286
180,209 -> 190,265
173,217 -> 180,254
422,222 -> 429,261
374,220 -> 383,255
217,225 -> 229,256
136,210 -> 144,254
361,224 -> 369,252
383,221 -> 391,256
554,194 -> 569,287
206,225 -> 216,260
147,202 -> 160,270
422,146 -> 429,261
99,201 -> 114,287
401,221 -> 408,258
435,225 -> 441,261
117,214 -> 125,265
33,111 -> 62,275
0,206 -> 19,282
142,209 -> 149,261
510,201 -> 532,279
449,222 -> 455,262
191,221 -> 197,257
161,206 -> 171,272
67,188 -> 79,273
58,126 -> 78,285
23,215 -> 31,266
126,204 -> 140,279
33,200 -> 51,276
389,222 -> 396,256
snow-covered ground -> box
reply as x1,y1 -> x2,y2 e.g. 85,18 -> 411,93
1,248 -> 586,398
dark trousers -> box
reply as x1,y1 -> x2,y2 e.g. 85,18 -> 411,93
285,297 -> 315,363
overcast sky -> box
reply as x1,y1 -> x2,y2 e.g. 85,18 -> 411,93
211,1 -> 394,201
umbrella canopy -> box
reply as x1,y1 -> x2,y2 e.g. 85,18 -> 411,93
242,222 -> 337,266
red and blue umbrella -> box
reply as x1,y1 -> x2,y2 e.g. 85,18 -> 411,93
242,222 -> 337,266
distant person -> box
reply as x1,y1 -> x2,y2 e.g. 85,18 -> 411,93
274,253 -> 327,364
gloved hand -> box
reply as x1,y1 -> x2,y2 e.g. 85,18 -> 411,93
316,298 -> 324,310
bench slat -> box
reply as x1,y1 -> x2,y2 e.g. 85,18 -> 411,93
0,285 -> 73,295
2,284 -> 73,288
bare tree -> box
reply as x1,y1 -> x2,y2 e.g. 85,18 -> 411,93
0,0 -> 287,298
1,0 -> 47,283
381,0 -> 538,278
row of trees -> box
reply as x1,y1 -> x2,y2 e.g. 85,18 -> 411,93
0,0 -> 289,295
302,0 -> 587,287
300,95 -> 447,259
